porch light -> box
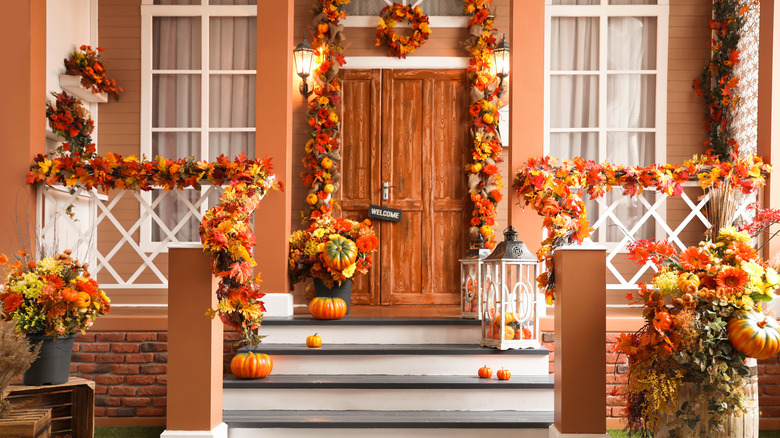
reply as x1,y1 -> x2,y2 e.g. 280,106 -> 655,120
493,35 -> 510,96
480,225 -> 541,350
459,234 -> 491,319
293,37 -> 314,97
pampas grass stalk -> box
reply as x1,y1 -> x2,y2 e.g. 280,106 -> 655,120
706,181 -> 740,241
0,321 -> 40,418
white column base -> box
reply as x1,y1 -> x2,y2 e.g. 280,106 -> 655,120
549,425 -> 610,438
161,422 -> 228,438
262,292 -> 294,317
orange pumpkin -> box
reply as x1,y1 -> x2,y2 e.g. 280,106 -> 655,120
230,351 -> 273,379
482,113 -> 495,125
309,297 -> 347,320
727,310 -> 780,360
321,157 -> 333,169
322,236 -> 358,271
306,333 -> 322,348
496,368 -> 511,380
317,22 -> 329,34
477,365 -> 492,378
677,272 -> 700,294
503,325 -> 515,340
73,292 -> 91,309
306,193 -> 319,205
61,287 -> 78,303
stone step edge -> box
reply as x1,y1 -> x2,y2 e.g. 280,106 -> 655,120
223,374 -> 554,390
223,410 -> 554,429
261,316 -> 481,326
240,344 -> 549,356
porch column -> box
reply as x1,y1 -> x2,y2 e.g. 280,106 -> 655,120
508,0 -> 544,251
162,245 -> 226,438
0,0 -> 46,257
253,0 -> 294,316
551,245 -> 609,438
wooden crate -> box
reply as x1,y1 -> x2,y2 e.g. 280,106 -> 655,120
5,377 -> 94,438
0,408 -> 51,438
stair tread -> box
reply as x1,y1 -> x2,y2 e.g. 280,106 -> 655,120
223,374 -> 554,389
223,410 -> 554,428
241,344 -> 548,355
262,316 -> 481,326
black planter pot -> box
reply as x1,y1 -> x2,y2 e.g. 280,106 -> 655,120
23,334 -> 76,386
313,278 -> 353,314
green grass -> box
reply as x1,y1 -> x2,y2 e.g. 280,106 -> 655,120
608,430 -> 780,437
95,426 -> 166,438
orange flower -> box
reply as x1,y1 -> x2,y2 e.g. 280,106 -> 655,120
357,235 -> 378,252
715,267 -> 749,293
678,247 -> 709,271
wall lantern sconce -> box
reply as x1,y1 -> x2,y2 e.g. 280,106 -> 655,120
293,37 -> 314,97
494,35 -> 510,97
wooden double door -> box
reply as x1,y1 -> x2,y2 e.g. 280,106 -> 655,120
340,69 -> 470,306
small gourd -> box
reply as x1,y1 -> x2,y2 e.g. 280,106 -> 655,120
496,368 -> 511,380
477,365 -> 492,379
306,333 -> 322,348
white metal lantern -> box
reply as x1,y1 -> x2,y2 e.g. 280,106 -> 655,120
459,234 -> 491,319
480,226 -> 541,350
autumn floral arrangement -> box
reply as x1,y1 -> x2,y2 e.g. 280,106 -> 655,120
513,154 -> 770,304
46,91 -> 97,160
288,214 -> 378,288
614,222 -> 780,435
464,0 -> 504,249
375,3 -> 431,59
0,249 -> 110,338
64,45 -> 123,100
302,0 -> 350,220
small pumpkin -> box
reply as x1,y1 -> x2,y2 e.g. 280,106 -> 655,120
317,22 -> 329,35
677,272 -> 700,294
230,351 -> 273,379
496,368 -> 511,380
482,113 -> 495,125
306,333 -> 322,348
471,162 -> 483,173
324,183 -> 335,194
73,292 -> 91,309
309,297 -> 348,320
321,157 -> 333,169
727,310 -> 780,360
503,324 -> 515,340
477,365 -> 492,379
306,193 -> 319,205
322,236 -> 358,271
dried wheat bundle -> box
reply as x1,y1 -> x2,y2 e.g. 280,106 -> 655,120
0,321 -> 40,418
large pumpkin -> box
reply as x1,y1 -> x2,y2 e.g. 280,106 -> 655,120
727,310 -> 780,360
309,296 -> 347,320
322,236 -> 358,271
230,351 -> 273,379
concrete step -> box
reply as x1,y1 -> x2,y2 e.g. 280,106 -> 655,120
258,316 -> 482,345
225,410 -> 553,438
223,374 -> 554,412
244,343 -> 550,376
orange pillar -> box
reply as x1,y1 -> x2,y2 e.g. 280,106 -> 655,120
252,0 -> 294,315
508,0 -> 544,251
552,246 -> 609,437
164,245 -> 225,437
0,0 -> 46,257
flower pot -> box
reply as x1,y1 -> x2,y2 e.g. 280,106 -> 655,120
23,335 -> 76,386
313,278 -> 353,314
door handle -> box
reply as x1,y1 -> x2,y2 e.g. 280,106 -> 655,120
382,181 -> 399,202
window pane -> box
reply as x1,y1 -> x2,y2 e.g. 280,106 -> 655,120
550,75 -> 599,129
604,190 -> 655,241
550,132 -> 598,161
210,17 -> 257,70
607,132 -> 655,166
153,75 -> 201,128
608,17 -> 657,70
551,17 -> 599,71
210,0 -> 256,4
607,74 -> 655,128
152,189 -> 202,242
152,132 -> 200,159
209,75 -> 256,128
153,17 -> 201,70
344,0 -> 464,16
209,132 -> 255,161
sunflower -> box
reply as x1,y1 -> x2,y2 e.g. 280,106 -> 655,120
678,247 -> 710,271
715,267 -> 749,294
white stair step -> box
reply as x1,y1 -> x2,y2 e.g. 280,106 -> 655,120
229,427 -> 549,438
223,374 -> 554,412
258,317 -> 482,345
247,344 -> 550,376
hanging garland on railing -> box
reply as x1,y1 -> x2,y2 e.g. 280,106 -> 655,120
376,3 -> 431,59
302,0 -> 350,220
512,154 -> 770,305
692,0 -> 758,161
463,0 -> 504,249
27,153 -> 279,345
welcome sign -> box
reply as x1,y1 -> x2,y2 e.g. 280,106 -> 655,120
367,205 -> 402,222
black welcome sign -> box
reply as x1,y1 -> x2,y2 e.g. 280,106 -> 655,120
368,204 -> 402,222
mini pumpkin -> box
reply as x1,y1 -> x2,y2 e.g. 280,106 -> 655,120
309,297 -> 348,320
322,236 -> 358,271
727,310 -> 780,360
677,272 -> 700,294
477,365 -> 492,379
230,351 -> 273,379
306,333 -> 322,348
496,368 -> 511,380
73,292 -> 91,309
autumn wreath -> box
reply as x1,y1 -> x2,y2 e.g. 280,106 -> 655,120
376,3 -> 431,59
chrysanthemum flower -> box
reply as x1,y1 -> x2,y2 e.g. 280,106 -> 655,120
678,247 -> 710,271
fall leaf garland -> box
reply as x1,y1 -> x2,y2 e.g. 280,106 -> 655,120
513,154 -> 770,305
375,3 -> 431,59
464,0 -> 504,249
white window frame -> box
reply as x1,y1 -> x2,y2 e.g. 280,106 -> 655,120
139,1 -> 257,251
544,0 -> 669,248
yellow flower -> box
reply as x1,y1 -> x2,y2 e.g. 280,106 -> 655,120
313,228 -> 327,238
342,263 -> 356,278
718,226 -> 751,244
654,270 -> 680,296
36,257 -> 62,275
766,268 -> 780,288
